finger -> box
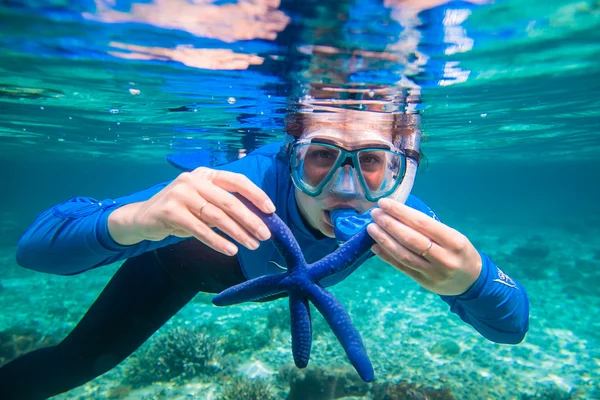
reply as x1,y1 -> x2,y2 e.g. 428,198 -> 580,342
371,244 -> 424,281
210,170 -> 276,214
189,182 -> 272,242
171,210 -> 239,256
370,208 -> 439,260
367,223 -> 431,273
377,198 -> 455,249
199,203 -> 260,251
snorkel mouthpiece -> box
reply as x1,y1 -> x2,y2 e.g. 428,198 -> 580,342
331,208 -> 376,243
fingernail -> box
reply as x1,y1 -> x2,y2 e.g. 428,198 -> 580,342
370,208 -> 382,218
379,198 -> 392,208
264,200 -> 276,214
257,225 -> 271,241
226,244 -> 238,256
366,223 -> 378,235
371,245 -> 380,255
247,239 -> 260,250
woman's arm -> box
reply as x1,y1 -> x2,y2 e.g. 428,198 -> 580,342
368,196 -> 529,344
439,252 -> 529,344
16,182 -> 180,275
16,157 -> 277,276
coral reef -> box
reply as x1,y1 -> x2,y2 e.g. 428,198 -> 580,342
267,307 -> 290,332
267,306 -> 331,340
429,339 -> 461,356
0,326 -> 57,366
559,258 -> 600,297
218,376 -> 277,400
124,326 -> 223,386
106,385 -> 132,399
496,236 -> 553,280
215,321 -> 270,355
520,384 -> 574,400
371,380 -> 455,400
511,235 -> 550,260
281,363 -> 369,400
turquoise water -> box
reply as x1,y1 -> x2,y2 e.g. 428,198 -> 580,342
1,0 -> 599,399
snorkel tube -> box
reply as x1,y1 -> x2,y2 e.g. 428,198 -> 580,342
331,114 -> 421,242
391,113 -> 421,204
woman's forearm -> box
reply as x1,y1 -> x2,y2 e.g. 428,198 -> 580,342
439,251 -> 530,344
107,202 -> 147,246
15,182 -> 182,275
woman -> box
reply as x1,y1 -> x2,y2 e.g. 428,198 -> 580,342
0,110 -> 529,399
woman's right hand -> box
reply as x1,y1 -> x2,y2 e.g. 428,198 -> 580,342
107,167 -> 276,256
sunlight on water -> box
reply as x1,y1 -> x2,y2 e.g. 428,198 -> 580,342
0,0 -> 597,163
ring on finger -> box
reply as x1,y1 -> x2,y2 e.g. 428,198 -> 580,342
198,200 -> 210,217
420,239 -> 433,258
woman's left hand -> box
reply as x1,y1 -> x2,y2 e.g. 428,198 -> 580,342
367,198 -> 482,296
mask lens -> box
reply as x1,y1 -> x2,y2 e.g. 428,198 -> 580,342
357,149 -> 404,199
292,143 -> 342,193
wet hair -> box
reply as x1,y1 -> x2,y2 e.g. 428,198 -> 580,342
285,110 -> 420,146
284,109 -> 423,163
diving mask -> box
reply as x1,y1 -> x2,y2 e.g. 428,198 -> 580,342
289,138 -> 407,202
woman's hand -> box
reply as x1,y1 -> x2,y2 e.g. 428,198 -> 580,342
367,198 -> 482,296
108,167 -> 276,256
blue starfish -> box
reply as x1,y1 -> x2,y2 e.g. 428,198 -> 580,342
212,196 -> 376,382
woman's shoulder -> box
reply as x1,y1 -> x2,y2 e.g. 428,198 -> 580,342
246,142 -> 286,158
166,142 -> 285,172
215,142 -> 287,177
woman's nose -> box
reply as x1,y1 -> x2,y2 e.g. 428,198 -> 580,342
329,165 -> 359,196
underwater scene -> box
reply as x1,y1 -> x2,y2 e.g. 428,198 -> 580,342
1,0 -> 599,399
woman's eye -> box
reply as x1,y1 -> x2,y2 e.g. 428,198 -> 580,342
310,150 -> 334,159
360,155 -> 380,164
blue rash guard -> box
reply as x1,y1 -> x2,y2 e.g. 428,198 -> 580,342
16,142 -> 529,344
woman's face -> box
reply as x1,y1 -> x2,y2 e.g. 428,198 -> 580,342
294,128 -> 395,238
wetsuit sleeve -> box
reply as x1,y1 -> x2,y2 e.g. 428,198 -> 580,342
439,252 -> 530,344
15,144 -> 281,277
16,181 -> 184,276
405,195 -> 529,344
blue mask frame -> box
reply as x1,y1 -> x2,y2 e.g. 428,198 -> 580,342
288,138 -> 407,202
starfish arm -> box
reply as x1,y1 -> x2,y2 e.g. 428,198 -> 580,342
309,228 -> 374,282
234,194 -> 306,271
305,284 -> 374,382
289,293 -> 312,368
212,273 -> 286,306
